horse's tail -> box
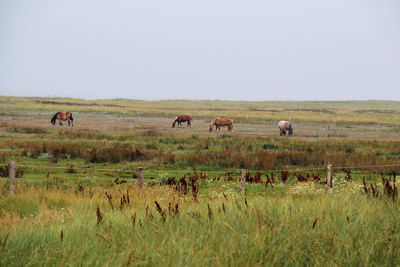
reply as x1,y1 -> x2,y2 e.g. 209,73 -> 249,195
70,113 -> 73,121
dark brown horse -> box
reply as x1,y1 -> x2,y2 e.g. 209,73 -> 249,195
209,117 -> 233,132
51,112 -> 74,126
172,115 -> 192,128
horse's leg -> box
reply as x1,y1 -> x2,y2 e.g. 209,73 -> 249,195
59,120 -> 63,126
68,119 -> 70,126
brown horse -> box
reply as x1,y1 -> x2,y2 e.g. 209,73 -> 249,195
209,117 -> 233,132
172,115 -> 192,128
51,112 -> 74,126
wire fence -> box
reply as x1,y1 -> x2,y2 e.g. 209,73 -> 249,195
1,162 -> 400,175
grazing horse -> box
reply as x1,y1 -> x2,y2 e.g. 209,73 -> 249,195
278,120 -> 293,136
209,117 -> 233,132
51,112 -> 74,126
172,115 -> 193,128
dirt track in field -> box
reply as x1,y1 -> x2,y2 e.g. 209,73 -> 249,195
1,114 -> 399,140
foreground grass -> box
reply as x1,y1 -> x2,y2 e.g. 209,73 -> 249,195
0,180 -> 399,266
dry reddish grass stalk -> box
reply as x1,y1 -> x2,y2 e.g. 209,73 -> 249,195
256,210 -> 262,235
265,174 -> 274,188
312,218 -> 318,229
280,171 -> 289,183
175,176 -> 188,195
245,172 -> 262,183
329,233 -> 335,252
95,233 -> 112,243
207,203 -> 212,219
188,211 -> 201,221
1,233 -> 9,249
224,173 -> 234,181
145,206 -> 155,221
131,212 -> 136,227
382,173 -> 398,203
235,199 -> 241,210
190,176 -> 199,201
120,191 -> 130,210
168,202 -> 179,217
155,201 -> 166,222
105,192 -> 113,209
96,207 -> 103,224
75,184 -> 84,196
114,177 -> 127,184
126,251 -> 133,267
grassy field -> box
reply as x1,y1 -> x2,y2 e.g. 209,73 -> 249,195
0,96 -> 400,266
2,96 -> 400,125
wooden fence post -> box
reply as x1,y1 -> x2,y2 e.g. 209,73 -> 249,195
240,169 -> 246,195
327,164 -> 332,189
138,167 -> 144,187
8,161 -> 16,196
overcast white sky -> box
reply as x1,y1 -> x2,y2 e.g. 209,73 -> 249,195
0,0 -> 399,101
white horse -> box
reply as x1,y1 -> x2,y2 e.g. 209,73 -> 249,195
278,120 -> 293,136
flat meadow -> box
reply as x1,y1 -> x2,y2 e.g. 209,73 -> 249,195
0,96 -> 400,266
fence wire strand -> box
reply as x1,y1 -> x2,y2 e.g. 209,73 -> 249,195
1,163 -> 400,174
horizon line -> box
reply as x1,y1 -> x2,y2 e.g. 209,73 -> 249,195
1,94 -> 399,103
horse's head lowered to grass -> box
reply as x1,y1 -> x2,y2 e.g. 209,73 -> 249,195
209,117 -> 233,132
278,120 -> 293,136
50,112 -> 74,126
172,115 -> 193,128
172,117 -> 178,128
50,112 -> 60,125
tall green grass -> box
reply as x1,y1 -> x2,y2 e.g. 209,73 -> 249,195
0,182 -> 399,266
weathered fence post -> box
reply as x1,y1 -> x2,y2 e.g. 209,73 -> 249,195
327,164 -> 332,189
240,169 -> 246,195
137,167 -> 144,187
8,161 -> 16,195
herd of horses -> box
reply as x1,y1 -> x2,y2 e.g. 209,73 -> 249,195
50,112 -> 293,136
